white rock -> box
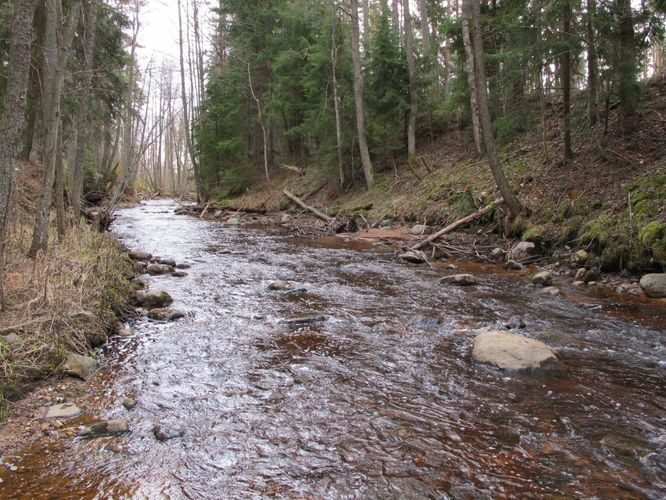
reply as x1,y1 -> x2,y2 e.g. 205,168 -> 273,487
472,331 -> 558,370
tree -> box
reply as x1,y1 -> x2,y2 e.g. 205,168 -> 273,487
350,0 -> 375,189
71,0 -> 99,218
0,0 -> 38,304
29,0 -> 81,257
561,0 -> 573,160
462,0 -> 521,217
403,0 -> 417,160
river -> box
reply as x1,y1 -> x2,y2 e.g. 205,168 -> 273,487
1,199 -> 665,498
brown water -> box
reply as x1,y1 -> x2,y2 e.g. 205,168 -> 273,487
1,199 -> 665,498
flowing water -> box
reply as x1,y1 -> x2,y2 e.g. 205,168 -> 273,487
1,199 -> 665,498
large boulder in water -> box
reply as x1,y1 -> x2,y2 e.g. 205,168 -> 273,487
472,331 -> 558,370
639,273 -> 666,298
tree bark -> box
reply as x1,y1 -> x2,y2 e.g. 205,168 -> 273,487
71,0 -> 99,218
29,0 -> 81,257
0,0 -> 38,305
586,0 -> 599,127
20,1 -> 45,163
463,0 -> 521,217
350,0 -> 374,189
417,0 -> 430,56
561,0 -> 573,160
616,0 -> 637,134
331,1 -> 345,187
461,1 -> 482,155
391,0 -> 400,39
54,129 -> 66,240
403,0 -> 417,159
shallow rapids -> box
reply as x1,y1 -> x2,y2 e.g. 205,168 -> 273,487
1,199 -> 664,498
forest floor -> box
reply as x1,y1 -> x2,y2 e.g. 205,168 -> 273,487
0,163 -> 135,454
214,74 -> 666,281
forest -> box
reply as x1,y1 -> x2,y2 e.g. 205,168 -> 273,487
0,0 -> 665,497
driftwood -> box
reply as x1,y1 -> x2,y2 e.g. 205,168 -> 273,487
410,198 -> 503,250
302,179 -> 328,201
283,189 -> 333,222
280,164 -> 306,175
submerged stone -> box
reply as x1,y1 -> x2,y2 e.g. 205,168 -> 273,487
472,331 -> 558,370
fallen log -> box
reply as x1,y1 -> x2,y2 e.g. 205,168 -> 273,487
410,198 -> 503,250
280,164 -> 306,175
283,189 -> 333,222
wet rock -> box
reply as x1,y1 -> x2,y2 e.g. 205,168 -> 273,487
45,403 -> 82,419
573,280 -> 585,287
133,261 -> 147,274
171,271 -> 188,278
410,224 -> 427,236
282,315 -> 327,326
600,433 -> 652,458
440,274 -> 477,286
148,308 -> 185,322
504,316 -> 526,330
573,249 -> 589,265
134,289 -> 173,309
280,288 -> 308,297
399,250 -> 428,264
63,353 -> 98,380
79,419 -> 129,438
575,267 -> 586,281
155,257 -> 177,267
176,263 -> 191,269
639,273 -> 666,298
472,331 -> 558,370
505,260 -> 523,270
128,250 -> 152,261
152,425 -> 185,442
131,278 -> 147,291
123,398 -> 137,410
509,241 -> 536,261
616,282 -> 642,296
542,286 -> 561,296
280,214 -> 291,224
268,280 -> 293,291
532,271 -> 553,286
444,263 -> 459,270
146,263 -> 173,275
174,206 -> 188,215
490,248 -> 505,260
226,216 -> 241,225
111,321 -> 132,337
213,210 -> 224,217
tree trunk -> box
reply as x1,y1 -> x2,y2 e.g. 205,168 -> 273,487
616,0 -> 637,134
0,0 -> 38,305
55,129 -> 66,240
71,0 -> 99,218
178,0 -> 204,201
362,0 -> 370,45
20,1 -> 45,162
29,0 -> 81,257
247,63 -> 270,184
331,1 -> 345,187
586,0 -> 599,127
350,0 -> 375,189
561,0 -> 573,160
403,0 -> 417,159
417,0 -> 430,56
463,0 -> 521,217
391,0 -> 400,39
461,1 -> 482,155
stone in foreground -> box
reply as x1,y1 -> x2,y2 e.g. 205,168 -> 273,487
639,273 -> 666,298
472,331 -> 558,370
79,419 -> 129,437
134,289 -> 173,309
440,274 -> 477,286
128,250 -> 152,261
63,353 -> 98,380
268,280 -> 293,291
45,403 -> 82,419
147,263 -> 173,275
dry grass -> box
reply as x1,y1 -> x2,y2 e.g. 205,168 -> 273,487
0,165 -> 133,404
